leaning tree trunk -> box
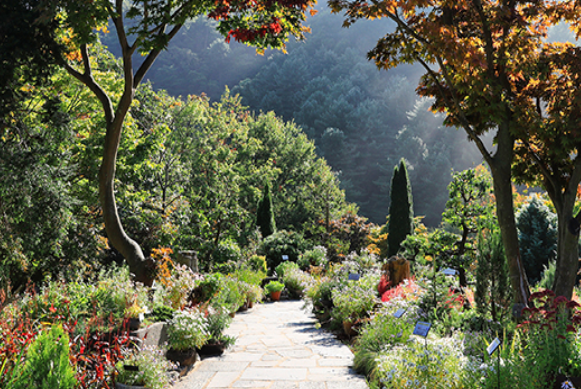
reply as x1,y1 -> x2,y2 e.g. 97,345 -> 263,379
100,116 -> 153,285
62,5 -> 184,285
489,123 -> 530,311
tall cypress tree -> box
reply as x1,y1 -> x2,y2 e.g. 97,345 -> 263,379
257,181 -> 276,238
387,158 -> 414,257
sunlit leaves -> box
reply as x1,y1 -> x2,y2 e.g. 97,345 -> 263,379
330,0 -> 565,140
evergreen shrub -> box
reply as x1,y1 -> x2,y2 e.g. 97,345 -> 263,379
387,159 -> 414,257
256,181 -> 276,238
516,195 -> 557,285
7,324 -> 76,389
259,230 -> 306,272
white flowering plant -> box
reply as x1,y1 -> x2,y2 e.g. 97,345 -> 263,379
282,268 -> 315,299
330,272 -> 380,325
375,335 -> 482,389
167,309 -> 210,351
115,346 -> 175,389
353,297 -> 420,376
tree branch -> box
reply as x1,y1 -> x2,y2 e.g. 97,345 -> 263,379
134,24 -> 183,87
385,9 -> 495,166
62,46 -> 114,125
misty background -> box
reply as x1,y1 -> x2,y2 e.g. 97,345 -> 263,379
102,5 -> 575,227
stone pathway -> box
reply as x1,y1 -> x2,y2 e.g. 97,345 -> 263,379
173,300 -> 369,389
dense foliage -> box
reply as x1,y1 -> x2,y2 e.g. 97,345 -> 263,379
0,56 -> 349,286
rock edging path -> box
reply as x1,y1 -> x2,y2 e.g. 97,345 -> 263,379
173,300 -> 369,389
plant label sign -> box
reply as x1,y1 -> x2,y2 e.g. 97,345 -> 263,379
393,308 -> 406,318
442,268 -> 458,276
487,337 -> 501,356
413,321 -> 431,338
282,255 -> 289,261
348,273 -> 361,281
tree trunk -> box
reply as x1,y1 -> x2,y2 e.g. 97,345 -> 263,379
100,119 -> 154,285
554,215 -> 579,299
547,179 -> 580,299
489,123 -> 530,311
459,267 -> 467,288
61,7 -> 185,286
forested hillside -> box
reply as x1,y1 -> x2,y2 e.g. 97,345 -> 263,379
104,6 -> 482,225
0,47 -> 349,285
232,8 -> 486,225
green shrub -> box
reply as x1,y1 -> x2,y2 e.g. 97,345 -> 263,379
306,275 -> 342,317
481,291 -> 581,389
330,273 -> 379,326
275,261 -> 300,279
247,255 -> 268,274
375,335 -> 480,389
7,324 -> 76,389
192,273 -> 223,304
536,259 -> 556,291
343,250 -> 379,273
298,246 -> 327,270
211,239 -> 242,269
246,284 -> 264,303
150,305 -> 175,322
212,276 -> 246,313
353,300 -> 419,381
474,227 -> 511,324
259,230 -> 306,273
233,268 -> 265,287
206,306 -> 234,341
19,265 -> 134,332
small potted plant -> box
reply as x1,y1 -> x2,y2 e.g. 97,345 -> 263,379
264,281 -> 285,301
197,306 -> 236,357
114,346 -> 174,389
246,284 -> 264,308
166,309 -> 210,367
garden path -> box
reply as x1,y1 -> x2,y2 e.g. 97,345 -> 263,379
172,300 -> 369,389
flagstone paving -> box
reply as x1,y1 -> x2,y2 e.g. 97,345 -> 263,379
173,300 -> 369,389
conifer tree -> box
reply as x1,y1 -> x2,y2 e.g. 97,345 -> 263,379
387,159 -> 414,257
257,182 -> 276,238
516,196 -> 557,286
475,227 -> 510,323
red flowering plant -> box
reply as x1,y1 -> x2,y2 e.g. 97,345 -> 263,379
516,289 -> 581,384
378,277 -> 419,303
0,307 -> 39,388
71,315 -> 133,389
